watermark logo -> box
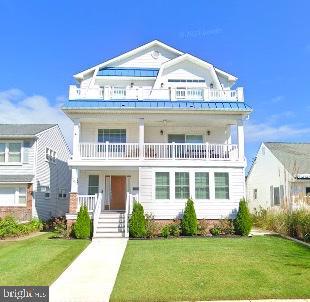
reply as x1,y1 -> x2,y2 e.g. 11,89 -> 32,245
0,287 -> 48,302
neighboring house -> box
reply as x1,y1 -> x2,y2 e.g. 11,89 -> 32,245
62,40 -> 252,237
0,124 -> 71,221
246,142 -> 310,211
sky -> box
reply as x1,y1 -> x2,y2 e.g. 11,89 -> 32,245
0,0 -> 310,171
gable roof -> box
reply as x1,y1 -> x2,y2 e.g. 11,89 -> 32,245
264,142 -> 310,176
74,40 -> 183,80
0,124 -> 56,138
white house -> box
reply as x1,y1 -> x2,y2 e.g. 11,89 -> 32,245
0,124 -> 71,221
62,40 -> 252,237
246,142 -> 310,211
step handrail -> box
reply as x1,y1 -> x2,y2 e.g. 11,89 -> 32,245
125,192 -> 130,238
93,193 -> 102,238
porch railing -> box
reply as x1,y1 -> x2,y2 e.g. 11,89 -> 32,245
125,192 -> 138,238
77,195 -> 96,212
92,193 -> 102,237
78,142 -> 239,161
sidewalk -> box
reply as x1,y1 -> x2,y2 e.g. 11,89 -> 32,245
49,238 -> 128,302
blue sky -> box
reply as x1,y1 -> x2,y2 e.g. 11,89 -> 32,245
0,0 -> 310,169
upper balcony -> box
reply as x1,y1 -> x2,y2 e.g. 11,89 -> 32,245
69,85 -> 244,102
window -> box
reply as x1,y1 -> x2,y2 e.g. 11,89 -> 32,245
0,142 -> 22,163
46,148 -> 56,163
0,186 -> 27,206
253,189 -> 258,200
168,134 -> 203,143
195,172 -> 209,199
58,189 -> 67,199
98,129 -> 126,143
273,187 -> 280,205
88,175 -> 99,195
215,172 -> 229,199
18,187 -> 26,205
155,172 -> 170,199
175,172 -> 190,199
168,79 -> 205,83
306,187 -> 310,196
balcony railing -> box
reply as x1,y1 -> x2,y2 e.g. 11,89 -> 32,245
77,142 -> 239,161
69,86 -> 244,102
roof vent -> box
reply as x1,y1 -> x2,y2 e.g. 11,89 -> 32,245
151,50 -> 160,59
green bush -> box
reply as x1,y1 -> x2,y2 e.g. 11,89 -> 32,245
0,216 -> 43,239
210,226 -> 221,236
145,213 -> 160,238
169,222 -> 181,237
233,199 -> 253,236
161,225 -> 170,238
198,219 -> 209,236
219,218 -> 235,235
129,202 -> 146,238
73,205 -> 91,239
181,198 -> 198,236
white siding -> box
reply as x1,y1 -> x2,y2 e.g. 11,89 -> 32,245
139,166 -> 245,219
34,126 -> 71,220
246,144 -> 292,211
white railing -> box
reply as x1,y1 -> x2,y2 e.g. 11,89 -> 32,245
78,195 -> 96,212
79,142 -> 139,159
144,143 -> 239,160
78,143 -> 239,161
92,193 -> 102,237
69,85 -> 244,102
125,192 -> 138,238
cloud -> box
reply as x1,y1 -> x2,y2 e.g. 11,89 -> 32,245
0,89 -> 72,150
245,120 -> 310,142
270,95 -> 284,103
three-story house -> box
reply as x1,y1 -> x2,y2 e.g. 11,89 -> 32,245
63,40 -> 252,237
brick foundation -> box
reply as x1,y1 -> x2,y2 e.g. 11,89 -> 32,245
0,183 -> 33,221
69,192 -> 78,213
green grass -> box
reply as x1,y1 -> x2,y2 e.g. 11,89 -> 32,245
111,236 -> 310,301
0,233 -> 90,285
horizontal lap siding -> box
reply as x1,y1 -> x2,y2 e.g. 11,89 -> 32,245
139,166 -> 244,219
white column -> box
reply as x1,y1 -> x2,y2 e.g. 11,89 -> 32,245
71,168 -> 79,193
139,118 -> 144,159
237,119 -> 244,161
72,119 -> 80,159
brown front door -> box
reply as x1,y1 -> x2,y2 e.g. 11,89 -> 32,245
111,176 -> 126,210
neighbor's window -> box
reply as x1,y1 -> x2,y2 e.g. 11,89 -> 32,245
215,172 -> 229,199
175,172 -> 190,199
195,172 -> 209,199
88,175 -> 99,195
58,189 -> 67,199
306,187 -> 310,196
98,129 -> 126,143
18,187 -> 27,205
273,187 -> 280,205
46,148 -> 56,163
0,186 -> 27,206
0,142 -> 22,163
155,172 -> 170,199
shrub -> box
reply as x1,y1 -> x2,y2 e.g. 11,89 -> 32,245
129,202 -> 146,238
161,225 -> 170,238
169,221 -> 181,237
210,226 -> 221,236
145,213 -> 160,238
219,218 -> 235,235
233,199 -> 253,236
198,219 -> 209,236
181,198 -> 198,236
73,205 -> 91,239
46,216 -> 69,238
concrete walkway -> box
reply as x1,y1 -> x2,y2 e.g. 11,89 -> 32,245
50,238 -> 128,302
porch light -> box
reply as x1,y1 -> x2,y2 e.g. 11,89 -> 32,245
207,130 -> 211,136
130,82 -> 134,88
210,83 -> 214,89
160,130 -> 164,135
161,83 -> 164,88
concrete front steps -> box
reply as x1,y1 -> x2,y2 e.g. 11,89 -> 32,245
93,211 -> 126,238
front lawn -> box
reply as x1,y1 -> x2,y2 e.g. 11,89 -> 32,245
0,233 -> 89,285
111,236 -> 310,301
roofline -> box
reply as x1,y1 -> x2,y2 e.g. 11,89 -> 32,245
0,135 -> 37,139
74,40 -> 184,80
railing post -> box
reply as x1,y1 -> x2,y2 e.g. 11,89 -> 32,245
172,142 -> 176,160
236,87 -> 244,102
72,119 -> 80,160
139,118 -> 144,160
105,141 -> 109,159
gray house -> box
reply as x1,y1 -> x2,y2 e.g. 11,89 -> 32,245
246,142 -> 310,211
0,124 -> 71,221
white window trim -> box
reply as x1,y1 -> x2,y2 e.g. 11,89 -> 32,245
45,147 -> 57,164
0,141 -> 23,166
0,185 -> 27,207
155,172 -> 170,200
214,172 -> 230,200
97,128 -> 128,143
194,172 -> 210,200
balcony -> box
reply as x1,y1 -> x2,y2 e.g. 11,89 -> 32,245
69,86 -> 244,102
77,142 -> 239,161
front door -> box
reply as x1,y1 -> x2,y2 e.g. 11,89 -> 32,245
111,176 -> 126,210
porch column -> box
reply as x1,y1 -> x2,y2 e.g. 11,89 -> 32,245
139,118 -> 144,159
69,168 -> 79,213
237,119 -> 245,161
72,119 -> 80,160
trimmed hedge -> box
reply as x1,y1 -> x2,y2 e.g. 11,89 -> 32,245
181,198 -> 198,235
73,205 -> 91,239
129,202 -> 146,238
234,199 -> 252,236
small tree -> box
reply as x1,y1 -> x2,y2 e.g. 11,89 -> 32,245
74,205 -> 91,239
129,202 -> 146,238
181,198 -> 198,236
234,198 -> 253,236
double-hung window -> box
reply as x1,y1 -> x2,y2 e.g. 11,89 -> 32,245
215,172 -> 229,199
88,175 -> 99,195
155,172 -> 170,199
195,172 -> 209,199
0,142 -> 21,163
175,172 -> 190,199
98,129 -> 126,143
